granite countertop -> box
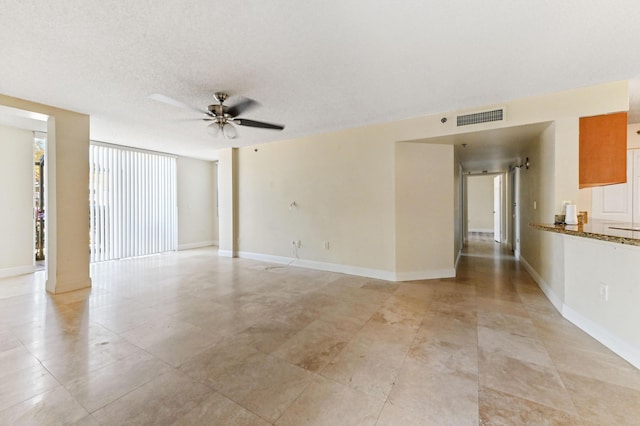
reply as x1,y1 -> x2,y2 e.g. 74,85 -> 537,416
530,220 -> 640,246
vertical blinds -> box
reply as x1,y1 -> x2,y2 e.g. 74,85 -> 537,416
89,144 -> 177,262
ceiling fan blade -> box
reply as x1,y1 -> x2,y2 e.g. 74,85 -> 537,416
234,118 -> 284,130
149,93 -> 207,114
226,98 -> 258,117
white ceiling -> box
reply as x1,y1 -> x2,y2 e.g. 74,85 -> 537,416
1,1 -> 640,161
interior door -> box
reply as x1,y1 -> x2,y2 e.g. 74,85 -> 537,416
634,150 -> 640,224
493,175 -> 502,243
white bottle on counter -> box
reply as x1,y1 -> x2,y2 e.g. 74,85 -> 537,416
565,204 -> 579,225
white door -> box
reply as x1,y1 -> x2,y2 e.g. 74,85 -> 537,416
634,150 -> 640,223
493,175 -> 502,243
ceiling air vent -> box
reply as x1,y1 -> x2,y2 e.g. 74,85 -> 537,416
456,108 -> 505,127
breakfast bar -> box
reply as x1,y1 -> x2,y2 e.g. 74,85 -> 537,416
531,220 -> 640,369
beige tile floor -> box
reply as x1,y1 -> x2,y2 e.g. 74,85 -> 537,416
1,235 -> 639,425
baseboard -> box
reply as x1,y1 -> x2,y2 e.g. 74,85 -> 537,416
237,251 -> 397,281
217,250 -> 237,258
394,269 -> 456,282
468,228 -> 494,233
562,304 -> 640,370
519,254 -> 640,370
178,240 -> 216,250
514,249 -> 521,260
0,264 -> 36,279
519,255 -> 563,313
455,249 -> 462,270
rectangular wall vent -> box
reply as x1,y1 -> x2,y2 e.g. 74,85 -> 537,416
457,108 -> 505,127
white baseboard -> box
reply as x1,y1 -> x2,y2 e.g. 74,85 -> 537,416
519,255 -> 563,312
237,251 -> 398,281
514,249 -> 521,260
519,254 -> 640,370
562,304 -> 640,369
394,268 -> 456,282
217,250 -> 237,258
468,228 -> 494,233
0,264 -> 36,279
178,240 -> 216,250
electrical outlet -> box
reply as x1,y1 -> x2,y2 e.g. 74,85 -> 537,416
599,283 -> 609,301
323,241 -> 330,250
296,240 -> 302,248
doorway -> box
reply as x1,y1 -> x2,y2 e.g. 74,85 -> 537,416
34,134 -> 46,270
466,173 -> 506,244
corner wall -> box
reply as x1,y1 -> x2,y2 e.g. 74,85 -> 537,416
395,143 -> 455,279
177,157 -> 218,249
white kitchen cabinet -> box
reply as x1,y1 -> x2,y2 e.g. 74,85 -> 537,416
591,150 -> 636,222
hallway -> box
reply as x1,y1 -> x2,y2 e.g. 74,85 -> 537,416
0,236 -> 639,424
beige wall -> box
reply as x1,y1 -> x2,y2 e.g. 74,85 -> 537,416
0,125 -> 34,276
237,131 -> 396,275
453,152 -> 463,263
0,94 -> 90,293
215,80 -> 628,281
467,175 -> 494,232
519,123 -> 568,307
177,156 -> 218,249
395,143 -> 454,278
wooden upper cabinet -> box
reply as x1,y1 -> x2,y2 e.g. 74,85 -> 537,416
579,111 -> 627,189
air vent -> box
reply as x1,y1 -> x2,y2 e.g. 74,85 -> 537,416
457,108 -> 505,127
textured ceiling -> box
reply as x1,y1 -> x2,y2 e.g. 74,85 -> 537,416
1,1 -> 640,160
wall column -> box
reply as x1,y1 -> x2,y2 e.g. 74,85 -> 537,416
218,148 -> 238,257
45,113 -> 91,293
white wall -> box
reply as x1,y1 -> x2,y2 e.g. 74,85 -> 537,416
564,236 -> 640,368
177,156 -> 218,250
0,125 -> 34,277
395,143 -> 455,279
467,175 -> 494,232
628,123 -> 640,149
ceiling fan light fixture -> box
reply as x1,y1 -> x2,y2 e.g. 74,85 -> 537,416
207,122 -> 220,137
222,123 -> 237,139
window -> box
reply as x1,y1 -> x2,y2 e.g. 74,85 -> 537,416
89,144 -> 177,262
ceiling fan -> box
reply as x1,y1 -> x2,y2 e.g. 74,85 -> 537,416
150,92 -> 285,139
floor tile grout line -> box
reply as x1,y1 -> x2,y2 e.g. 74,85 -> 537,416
373,300 -> 434,425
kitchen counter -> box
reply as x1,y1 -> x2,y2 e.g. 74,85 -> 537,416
530,220 -> 640,246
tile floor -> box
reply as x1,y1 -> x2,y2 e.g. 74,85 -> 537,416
1,235 -> 639,425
